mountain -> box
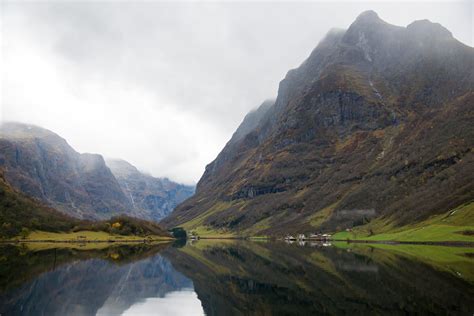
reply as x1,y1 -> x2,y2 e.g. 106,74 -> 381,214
106,159 -> 194,221
0,122 -> 194,222
162,11 -> 474,236
0,122 -> 132,219
0,167 -> 78,238
0,166 -> 171,239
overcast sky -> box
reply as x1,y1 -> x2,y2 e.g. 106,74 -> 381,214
1,1 -> 472,184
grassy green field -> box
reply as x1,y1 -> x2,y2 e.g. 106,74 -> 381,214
333,202 -> 474,243
185,225 -> 237,238
14,230 -> 173,243
178,201 -> 239,238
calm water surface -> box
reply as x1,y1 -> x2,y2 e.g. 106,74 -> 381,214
0,241 -> 473,315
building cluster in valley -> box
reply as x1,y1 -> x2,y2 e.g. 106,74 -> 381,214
284,233 -> 332,241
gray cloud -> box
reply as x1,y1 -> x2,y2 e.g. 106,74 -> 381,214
1,1 -> 472,184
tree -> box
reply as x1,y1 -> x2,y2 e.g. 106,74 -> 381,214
20,227 -> 30,239
170,227 -> 187,239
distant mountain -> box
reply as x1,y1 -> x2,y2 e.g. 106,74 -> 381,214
162,11 -> 474,235
0,122 -> 193,222
0,122 -> 131,219
0,165 -> 172,239
106,159 -> 194,221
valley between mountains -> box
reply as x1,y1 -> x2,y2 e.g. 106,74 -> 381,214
0,11 -> 473,243
0,122 -> 192,240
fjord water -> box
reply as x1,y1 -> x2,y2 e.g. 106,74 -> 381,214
0,242 -> 473,315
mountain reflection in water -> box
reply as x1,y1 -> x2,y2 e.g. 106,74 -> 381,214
119,290 -> 203,316
0,241 -> 473,315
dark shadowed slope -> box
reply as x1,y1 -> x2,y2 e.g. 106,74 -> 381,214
0,168 -> 78,238
0,166 -> 172,239
162,11 -> 474,236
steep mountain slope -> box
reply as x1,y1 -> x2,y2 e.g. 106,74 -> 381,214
0,122 -> 194,222
0,165 -> 171,239
0,168 -> 78,238
0,122 -> 132,219
162,11 -> 474,236
106,159 -> 194,221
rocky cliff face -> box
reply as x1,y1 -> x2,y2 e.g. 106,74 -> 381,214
0,167 -> 79,237
162,11 -> 474,235
0,122 -> 131,219
106,159 -> 194,221
0,123 -> 194,221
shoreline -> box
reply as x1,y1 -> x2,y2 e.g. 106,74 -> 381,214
199,237 -> 474,247
1,237 -> 473,247
331,239 -> 474,247
0,238 -> 174,244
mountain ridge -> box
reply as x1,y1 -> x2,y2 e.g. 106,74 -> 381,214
162,11 -> 474,236
0,122 -> 194,222
0,122 -> 131,219
106,158 -> 195,221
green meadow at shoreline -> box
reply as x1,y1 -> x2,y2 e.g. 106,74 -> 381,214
9,230 -> 173,243
333,202 -> 474,243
